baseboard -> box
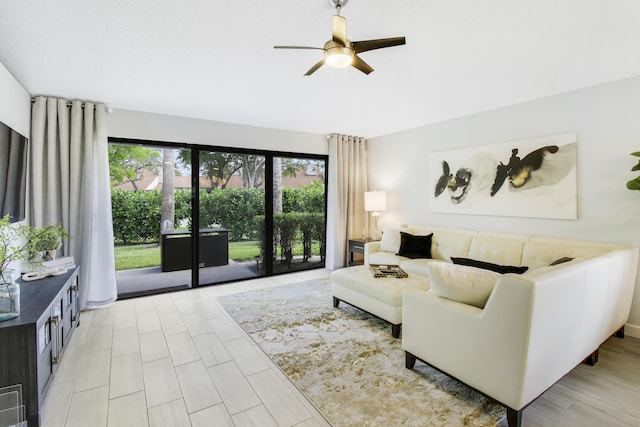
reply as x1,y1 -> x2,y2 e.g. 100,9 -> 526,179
625,323 -> 640,339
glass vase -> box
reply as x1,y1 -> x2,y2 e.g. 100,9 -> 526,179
0,270 -> 20,322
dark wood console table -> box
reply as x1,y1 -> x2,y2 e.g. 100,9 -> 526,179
0,267 -> 80,427
160,228 -> 229,272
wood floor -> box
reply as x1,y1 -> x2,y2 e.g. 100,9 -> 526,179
41,268 -> 640,427
522,331 -> 640,426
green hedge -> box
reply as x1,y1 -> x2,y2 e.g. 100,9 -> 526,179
111,190 -> 162,243
255,212 -> 325,268
111,186 -> 325,244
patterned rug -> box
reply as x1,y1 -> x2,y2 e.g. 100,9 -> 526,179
217,279 -> 504,427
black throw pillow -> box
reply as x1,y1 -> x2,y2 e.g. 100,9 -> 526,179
549,257 -> 574,266
396,232 -> 433,259
451,257 -> 529,274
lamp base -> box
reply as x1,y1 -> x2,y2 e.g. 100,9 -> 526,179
370,227 -> 381,241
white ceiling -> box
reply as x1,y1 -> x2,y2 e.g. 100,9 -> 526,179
2,0 -> 640,138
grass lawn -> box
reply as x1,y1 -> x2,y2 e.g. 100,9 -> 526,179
114,243 -> 160,270
114,240 -> 262,271
114,240 -> 320,271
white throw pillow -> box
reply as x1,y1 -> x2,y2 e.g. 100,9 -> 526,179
427,262 -> 500,308
379,228 -> 404,253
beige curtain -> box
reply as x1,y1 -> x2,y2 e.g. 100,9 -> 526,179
326,134 -> 368,269
30,96 -> 117,309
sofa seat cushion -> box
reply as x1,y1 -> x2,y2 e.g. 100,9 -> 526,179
399,258 -> 441,277
427,262 -> 500,308
369,251 -> 408,266
331,266 -> 429,307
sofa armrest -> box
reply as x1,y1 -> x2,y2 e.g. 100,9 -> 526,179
402,277 -> 534,410
364,241 -> 381,266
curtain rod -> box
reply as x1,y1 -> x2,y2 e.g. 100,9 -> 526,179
31,96 -> 113,113
30,97 -> 112,112
30,98 -> 93,108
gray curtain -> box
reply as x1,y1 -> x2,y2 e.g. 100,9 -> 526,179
326,134 -> 368,269
30,96 -> 117,309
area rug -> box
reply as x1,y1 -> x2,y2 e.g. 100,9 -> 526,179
217,279 -> 504,426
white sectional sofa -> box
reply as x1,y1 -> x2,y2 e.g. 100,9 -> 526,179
362,225 -> 639,427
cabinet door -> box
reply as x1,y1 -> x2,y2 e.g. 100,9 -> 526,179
62,278 -> 77,348
50,293 -> 64,372
70,275 -> 79,328
36,308 -> 54,403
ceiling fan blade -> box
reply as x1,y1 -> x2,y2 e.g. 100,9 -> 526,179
332,15 -> 347,45
351,54 -> 374,75
304,59 -> 326,76
274,45 -> 324,50
352,37 -> 406,53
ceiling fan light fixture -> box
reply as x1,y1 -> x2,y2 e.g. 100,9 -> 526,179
274,0 -> 405,76
325,46 -> 354,68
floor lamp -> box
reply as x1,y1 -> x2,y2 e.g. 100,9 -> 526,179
365,191 -> 387,241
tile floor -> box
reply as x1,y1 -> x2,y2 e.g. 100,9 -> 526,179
40,268 -> 333,427
40,266 -> 640,427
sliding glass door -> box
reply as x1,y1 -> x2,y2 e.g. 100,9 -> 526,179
272,156 -> 326,274
109,137 -> 327,296
197,150 -> 266,285
109,142 -> 194,297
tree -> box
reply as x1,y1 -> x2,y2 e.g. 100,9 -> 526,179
161,149 -> 175,232
178,151 -> 243,189
280,158 -> 325,181
241,154 -> 265,188
108,145 -> 161,190
273,157 -> 283,214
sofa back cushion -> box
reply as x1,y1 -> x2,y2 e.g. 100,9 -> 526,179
522,238 -> 611,269
468,233 -> 529,266
431,229 -> 475,261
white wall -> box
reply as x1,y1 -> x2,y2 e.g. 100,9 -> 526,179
0,62 -> 30,138
108,108 -> 328,155
367,74 -> 640,336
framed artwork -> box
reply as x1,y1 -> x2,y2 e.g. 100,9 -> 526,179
429,133 -> 577,219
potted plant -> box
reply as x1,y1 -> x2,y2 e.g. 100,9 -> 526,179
627,151 -> 640,190
0,214 -> 32,321
28,223 -> 69,261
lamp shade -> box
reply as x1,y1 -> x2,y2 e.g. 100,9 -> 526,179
364,191 -> 387,213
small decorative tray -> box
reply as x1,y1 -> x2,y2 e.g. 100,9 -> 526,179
369,264 -> 408,279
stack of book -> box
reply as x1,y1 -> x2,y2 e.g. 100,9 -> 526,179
22,256 -> 76,274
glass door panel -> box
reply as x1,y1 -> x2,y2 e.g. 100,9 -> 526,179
197,151 -> 266,285
272,157 -> 326,273
109,143 -> 193,297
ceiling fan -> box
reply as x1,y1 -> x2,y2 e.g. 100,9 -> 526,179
274,0 -> 406,76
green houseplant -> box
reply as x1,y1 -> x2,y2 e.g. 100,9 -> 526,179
0,214 -> 32,321
29,223 -> 69,261
0,214 -> 32,281
1,218 -> 70,321
626,152 -> 640,190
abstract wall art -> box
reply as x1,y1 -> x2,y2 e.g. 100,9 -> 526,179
429,133 -> 577,219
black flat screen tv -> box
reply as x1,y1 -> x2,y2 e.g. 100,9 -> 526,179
0,119 -> 28,223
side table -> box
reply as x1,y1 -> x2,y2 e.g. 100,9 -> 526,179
348,238 -> 371,266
